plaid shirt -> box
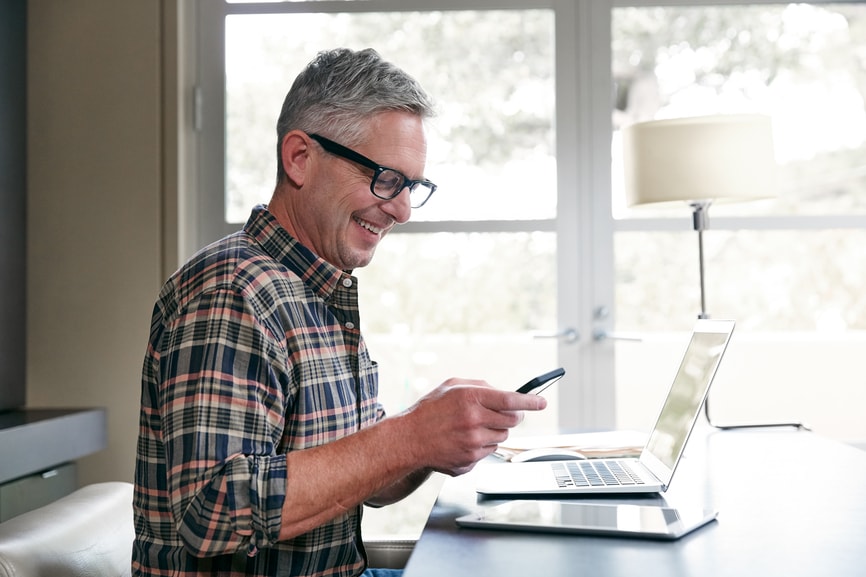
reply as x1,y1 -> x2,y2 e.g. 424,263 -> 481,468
133,206 -> 383,577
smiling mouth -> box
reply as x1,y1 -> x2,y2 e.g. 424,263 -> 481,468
355,217 -> 386,235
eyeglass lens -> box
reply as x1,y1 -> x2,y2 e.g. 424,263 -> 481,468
372,169 -> 435,208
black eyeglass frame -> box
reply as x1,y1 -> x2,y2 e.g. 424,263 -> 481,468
308,133 -> 437,208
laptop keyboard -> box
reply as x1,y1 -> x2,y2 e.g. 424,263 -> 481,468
551,460 -> 645,488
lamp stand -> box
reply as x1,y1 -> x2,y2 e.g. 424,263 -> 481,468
690,201 -> 711,321
690,201 -> 720,426
690,201 -> 808,431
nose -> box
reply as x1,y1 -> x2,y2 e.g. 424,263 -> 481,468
382,186 -> 412,224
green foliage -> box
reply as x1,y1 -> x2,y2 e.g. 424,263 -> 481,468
225,4 -> 866,334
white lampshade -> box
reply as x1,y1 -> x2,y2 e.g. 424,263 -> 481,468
622,114 -> 777,207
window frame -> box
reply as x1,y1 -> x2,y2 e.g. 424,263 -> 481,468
185,0 -> 616,431
185,0 -> 866,262
181,0 -> 866,436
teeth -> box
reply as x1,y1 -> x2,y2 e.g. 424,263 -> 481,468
356,218 -> 383,235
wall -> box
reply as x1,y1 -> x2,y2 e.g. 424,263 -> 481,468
27,0 -> 168,485
0,0 -> 26,411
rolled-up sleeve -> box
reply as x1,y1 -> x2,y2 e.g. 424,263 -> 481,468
159,287 -> 289,557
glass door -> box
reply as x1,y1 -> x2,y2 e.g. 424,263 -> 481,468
197,0 -> 613,536
209,1 -> 613,437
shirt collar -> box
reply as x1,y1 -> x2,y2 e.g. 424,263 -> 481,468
243,205 -> 351,302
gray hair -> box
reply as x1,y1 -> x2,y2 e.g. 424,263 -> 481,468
275,48 -> 436,184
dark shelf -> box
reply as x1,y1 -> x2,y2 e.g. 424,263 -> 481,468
0,408 -> 107,484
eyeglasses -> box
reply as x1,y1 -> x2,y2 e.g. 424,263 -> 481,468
309,133 -> 437,208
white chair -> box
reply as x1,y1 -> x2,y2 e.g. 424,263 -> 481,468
0,480 -> 415,575
0,481 -> 134,577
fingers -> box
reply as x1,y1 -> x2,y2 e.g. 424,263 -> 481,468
405,380 -> 550,476
488,388 -> 549,412
429,383 -> 547,432
454,383 -> 548,413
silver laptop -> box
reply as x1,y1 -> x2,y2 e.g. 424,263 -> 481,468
476,319 -> 735,496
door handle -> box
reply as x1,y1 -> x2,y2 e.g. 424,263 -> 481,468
592,328 -> 643,342
532,328 -> 580,344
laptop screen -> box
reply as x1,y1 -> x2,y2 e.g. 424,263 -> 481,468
645,328 -> 732,469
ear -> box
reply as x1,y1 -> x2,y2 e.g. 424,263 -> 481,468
279,131 -> 311,188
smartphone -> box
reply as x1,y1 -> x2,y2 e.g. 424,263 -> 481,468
516,367 -> 565,395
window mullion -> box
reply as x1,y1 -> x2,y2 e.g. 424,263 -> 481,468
614,215 -> 866,233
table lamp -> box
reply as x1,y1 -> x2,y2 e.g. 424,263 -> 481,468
622,113 -> 777,320
622,114 -> 787,428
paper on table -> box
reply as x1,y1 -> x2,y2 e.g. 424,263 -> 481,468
495,430 -> 647,461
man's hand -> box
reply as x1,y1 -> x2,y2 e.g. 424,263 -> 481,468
278,379 -> 546,540
398,379 -> 548,476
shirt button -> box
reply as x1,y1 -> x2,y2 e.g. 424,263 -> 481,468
345,321 -> 355,330
342,278 -> 353,288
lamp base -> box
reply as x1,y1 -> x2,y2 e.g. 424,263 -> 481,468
704,388 -> 810,431
704,402 -> 811,431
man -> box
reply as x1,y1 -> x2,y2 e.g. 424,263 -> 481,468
133,48 -> 546,577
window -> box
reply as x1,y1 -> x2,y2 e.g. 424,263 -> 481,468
217,4 -> 563,428
610,3 -> 866,439
187,0 -> 866,539
193,0 -> 578,539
